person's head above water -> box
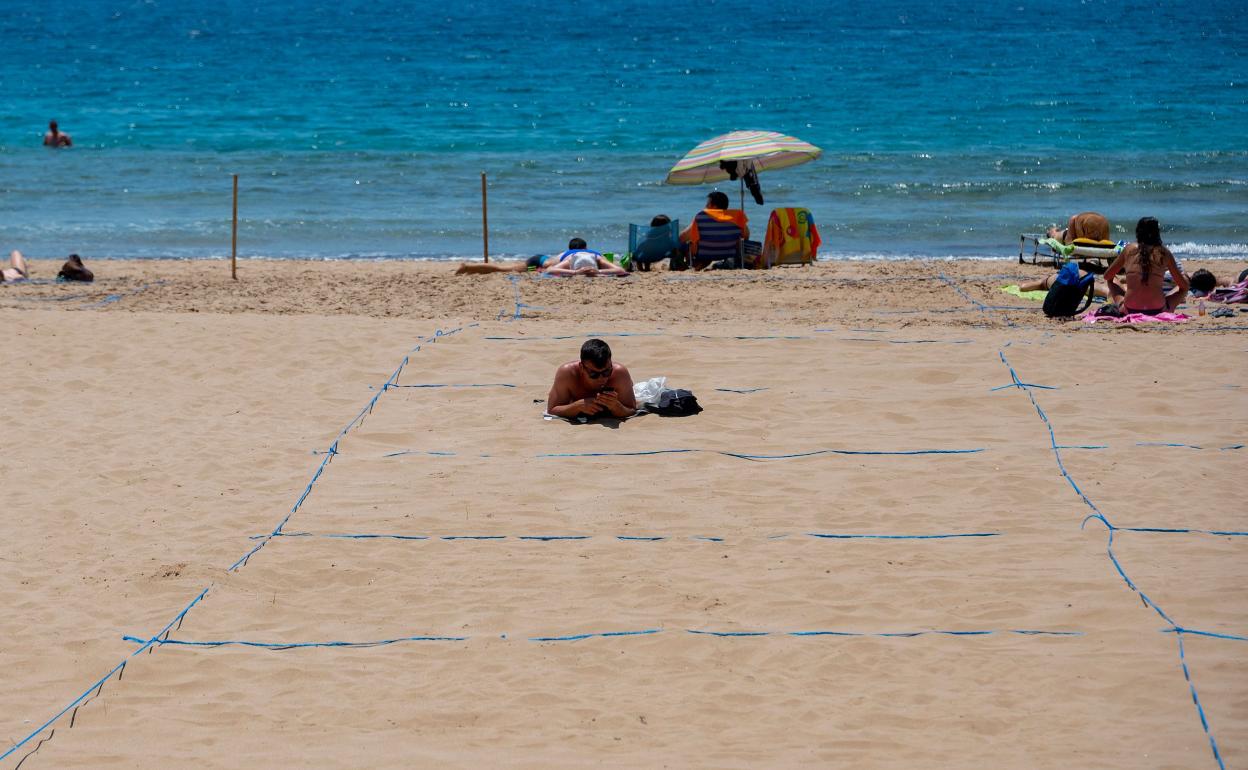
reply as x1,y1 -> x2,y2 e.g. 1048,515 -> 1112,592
568,237 -> 588,250
48,120 -> 59,133
706,191 -> 729,210
579,338 -> 612,371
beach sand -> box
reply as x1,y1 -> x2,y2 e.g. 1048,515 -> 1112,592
2,258 -> 1245,768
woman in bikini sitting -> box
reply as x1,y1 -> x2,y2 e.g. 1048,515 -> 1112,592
1102,217 -> 1188,315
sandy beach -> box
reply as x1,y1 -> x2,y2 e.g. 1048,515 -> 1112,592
2,257 -> 1245,768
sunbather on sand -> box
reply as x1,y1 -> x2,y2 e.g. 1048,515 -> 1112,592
455,254 -> 556,275
543,238 -> 628,277
1046,212 -> 1110,244
1103,217 -> 1189,315
547,339 -> 636,419
457,238 -> 627,277
1,250 -> 30,283
1017,270 -> 1116,299
1186,269 -> 1245,298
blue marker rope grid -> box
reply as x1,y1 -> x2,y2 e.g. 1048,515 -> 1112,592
1001,350 -> 1225,768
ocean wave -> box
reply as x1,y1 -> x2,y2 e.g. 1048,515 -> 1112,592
1170,242 -> 1248,257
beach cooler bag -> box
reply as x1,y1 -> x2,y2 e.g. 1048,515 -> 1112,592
1043,261 -> 1096,318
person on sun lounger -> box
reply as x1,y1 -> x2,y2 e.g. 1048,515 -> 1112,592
1103,217 -> 1189,315
547,338 -> 636,419
1,250 -> 30,283
542,238 -> 628,277
1046,212 -> 1110,244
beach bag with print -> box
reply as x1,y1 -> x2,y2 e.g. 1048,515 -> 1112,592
1043,261 -> 1096,318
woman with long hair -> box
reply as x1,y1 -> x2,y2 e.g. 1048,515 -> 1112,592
1103,217 -> 1189,314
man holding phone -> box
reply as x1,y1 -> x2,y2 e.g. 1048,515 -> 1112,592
547,339 -> 637,419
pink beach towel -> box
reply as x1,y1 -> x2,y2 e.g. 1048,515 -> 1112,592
1082,308 -> 1189,325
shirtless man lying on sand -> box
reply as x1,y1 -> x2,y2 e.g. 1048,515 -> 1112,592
547,338 -> 636,419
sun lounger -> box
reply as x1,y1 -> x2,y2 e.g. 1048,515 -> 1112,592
1019,234 -> 1122,273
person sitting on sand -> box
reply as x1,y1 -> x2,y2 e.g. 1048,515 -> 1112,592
631,215 -> 686,272
681,191 -> 749,270
1103,217 -> 1189,315
43,120 -> 72,148
547,338 -> 636,419
1,250 -> 30,283
1046,212 -> 1110,244
543,238 -> 628,277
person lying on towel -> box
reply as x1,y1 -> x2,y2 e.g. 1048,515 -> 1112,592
547,338 -> 637,419
543,238 -> 629,277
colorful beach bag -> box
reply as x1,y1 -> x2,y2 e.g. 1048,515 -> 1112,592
1043,261 -> 1097,318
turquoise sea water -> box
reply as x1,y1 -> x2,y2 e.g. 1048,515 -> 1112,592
1,0 -> 1245,260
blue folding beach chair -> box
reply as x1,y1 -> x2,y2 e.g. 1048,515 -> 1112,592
628,219 -> 682,271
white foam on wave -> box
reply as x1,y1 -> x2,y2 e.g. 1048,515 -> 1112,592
1169,242 -> 1248,257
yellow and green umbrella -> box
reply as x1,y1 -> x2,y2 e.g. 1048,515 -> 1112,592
665,130 -> 822,186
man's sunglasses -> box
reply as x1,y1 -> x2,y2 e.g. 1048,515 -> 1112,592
583,364 -> 612,380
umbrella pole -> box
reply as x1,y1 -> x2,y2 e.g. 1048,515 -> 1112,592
481,171 -> 489,263
739,177 -> 744,211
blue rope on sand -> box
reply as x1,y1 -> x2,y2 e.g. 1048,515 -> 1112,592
1163,628 -> 1248,643
252,530 -> 1001,543
483,332 -> 811,341
1136,442 -> 1244,451
1095,524 -> 1248,538
999,350 -> 1225,769
382,449 -> 458,458
123,632 -> 467,649
530,629 -> 661,642
535,447 -> 984,460
133,625 -> 1081,649
806,532 -> 999,540
498,274 -> 554,321
0,587 -> 211,765
386,383 -> 516,389
688,628 -> 1080,639
938,272 -> 1018,328
989,381 -> 1058,392
79,280 -> 167,309
715,387 -> 769,393
229,324 -> 475,572
839,337 -> 974,345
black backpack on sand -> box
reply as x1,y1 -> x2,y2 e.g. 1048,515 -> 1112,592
648,388 -> 702,417
1042,262 -> 1096,318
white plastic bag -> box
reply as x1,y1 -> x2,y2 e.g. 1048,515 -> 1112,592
633,376 -> 667,405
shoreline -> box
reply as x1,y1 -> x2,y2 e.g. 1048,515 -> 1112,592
2,256 -> 1239,328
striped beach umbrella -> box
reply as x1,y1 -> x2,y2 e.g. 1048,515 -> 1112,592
665,130 -> 822,185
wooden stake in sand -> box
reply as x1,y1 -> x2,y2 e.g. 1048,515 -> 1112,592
231,173 -> 239,280
481,171 -> 489,263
